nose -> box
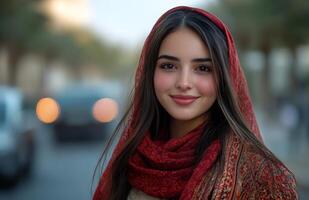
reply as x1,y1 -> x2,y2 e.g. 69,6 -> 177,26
176,68 -> 192,91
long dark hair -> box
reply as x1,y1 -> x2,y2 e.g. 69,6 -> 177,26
93,9 -> 283,200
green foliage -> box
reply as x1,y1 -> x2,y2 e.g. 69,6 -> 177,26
0,0 -> 47,48
214,0 -> 309,49
0,0 -> 131,86
0,0 -> 126,69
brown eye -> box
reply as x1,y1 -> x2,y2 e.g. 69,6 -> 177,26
159,63 -> 176,70
196,65 -> 212,73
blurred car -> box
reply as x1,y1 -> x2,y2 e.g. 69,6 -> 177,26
47,82 -> 123,142
0,87 -> 35,185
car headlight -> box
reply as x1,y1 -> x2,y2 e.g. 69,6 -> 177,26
36,97 -> 61,124
92,98 -> 118,123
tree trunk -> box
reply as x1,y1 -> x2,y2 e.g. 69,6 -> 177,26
7,45 -> 22,86
289,46 -> 298,99
260,45 -> 272,112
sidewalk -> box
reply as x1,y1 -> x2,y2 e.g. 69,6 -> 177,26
257,114 -> 309,189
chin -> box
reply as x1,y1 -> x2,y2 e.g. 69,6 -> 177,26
169,113 -> 200,121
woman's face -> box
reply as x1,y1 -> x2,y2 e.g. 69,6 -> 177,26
154,27 -> 217,123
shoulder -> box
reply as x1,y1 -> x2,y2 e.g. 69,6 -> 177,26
235,142 -> 298,199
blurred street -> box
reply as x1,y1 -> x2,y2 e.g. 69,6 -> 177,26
0,1 -> 308,199
0,110 -> 308,199
0,112 -> 107,200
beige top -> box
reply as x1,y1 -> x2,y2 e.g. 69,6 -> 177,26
127,188 -> 166,200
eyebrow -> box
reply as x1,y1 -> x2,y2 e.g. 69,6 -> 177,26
157,55 -> 212,62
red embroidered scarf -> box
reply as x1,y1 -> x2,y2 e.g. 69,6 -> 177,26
127,124 -> 221,199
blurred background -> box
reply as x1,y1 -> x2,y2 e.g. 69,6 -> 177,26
0,0 -> 308,199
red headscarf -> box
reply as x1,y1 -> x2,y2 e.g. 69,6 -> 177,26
93,6 -> 297,200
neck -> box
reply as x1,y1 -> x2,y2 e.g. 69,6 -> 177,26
170,115 -> 207,138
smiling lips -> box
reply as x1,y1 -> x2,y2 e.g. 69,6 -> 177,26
170,95 -> 199,105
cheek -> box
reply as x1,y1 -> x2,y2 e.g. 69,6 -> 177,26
196,77 -> 217,96
154,69 -> 174,93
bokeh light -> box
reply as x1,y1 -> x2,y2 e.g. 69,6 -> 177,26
36,98 -> 60,123
92,98 -> 118,123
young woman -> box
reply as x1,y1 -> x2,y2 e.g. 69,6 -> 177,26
93,6 -> 298,200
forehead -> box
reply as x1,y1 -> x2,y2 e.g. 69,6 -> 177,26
158,27 -> 210,58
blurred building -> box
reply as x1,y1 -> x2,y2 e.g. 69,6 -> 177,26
244,45 -> 309,105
